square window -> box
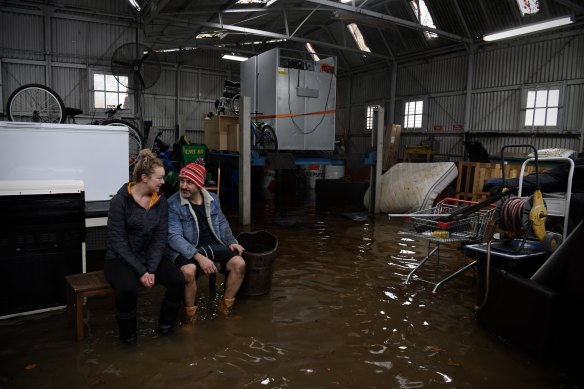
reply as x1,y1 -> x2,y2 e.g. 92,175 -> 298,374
524,86 -> 560,129
404,100 -> 424,129
92,72 -> 130,110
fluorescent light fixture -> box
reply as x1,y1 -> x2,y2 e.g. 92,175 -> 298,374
266,0 -> 279,6
222,53 -> 248,62
483,16 -> 573,41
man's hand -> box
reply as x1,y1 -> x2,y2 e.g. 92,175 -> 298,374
140,272 -> 155,288
229,243 -> 245,256
195,253 -> 218,275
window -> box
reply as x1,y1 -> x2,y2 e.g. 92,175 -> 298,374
409,0 -> 438,40
365,104 -> 379,131
404,100 -> 424,129
93,73 -> 130,110
524,87 -> 560,128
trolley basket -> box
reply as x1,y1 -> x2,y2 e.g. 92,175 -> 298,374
402,198 -> 495,243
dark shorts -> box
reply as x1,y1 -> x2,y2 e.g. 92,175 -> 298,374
175,243 -> 238,276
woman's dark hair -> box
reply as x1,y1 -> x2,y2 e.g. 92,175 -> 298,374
131,149 -> 164,183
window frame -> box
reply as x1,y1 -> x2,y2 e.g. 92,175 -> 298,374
365,103 -> 381,133
522,84 -> 562,131
89,68 -> 133,114
403,98 -> 426,131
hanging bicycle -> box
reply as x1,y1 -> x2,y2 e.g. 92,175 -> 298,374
6,84 -> 64,124
6,83 -> 142,167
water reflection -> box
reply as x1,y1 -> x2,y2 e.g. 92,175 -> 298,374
0,197 -> 578,388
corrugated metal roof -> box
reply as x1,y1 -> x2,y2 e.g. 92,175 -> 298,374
1,0 -> 582,73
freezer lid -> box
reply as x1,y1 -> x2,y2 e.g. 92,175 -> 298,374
0,180 -> 84,196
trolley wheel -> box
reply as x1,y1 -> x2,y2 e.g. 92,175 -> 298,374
6,84 -> 65,123
101,119 -> 143,167
543,232 -> 562,253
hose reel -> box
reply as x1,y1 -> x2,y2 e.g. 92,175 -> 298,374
493,145 -> 563,253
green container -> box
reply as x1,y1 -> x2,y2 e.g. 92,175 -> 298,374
181,144 -> 207,166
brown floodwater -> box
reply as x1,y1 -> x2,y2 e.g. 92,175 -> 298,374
0,193 -> 580,388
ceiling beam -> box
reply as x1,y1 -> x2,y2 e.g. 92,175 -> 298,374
305,0 -> 471,43
154,15 -> 392,59
142,0 -> 173,25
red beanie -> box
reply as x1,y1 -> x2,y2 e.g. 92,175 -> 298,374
179,163 -> 206,188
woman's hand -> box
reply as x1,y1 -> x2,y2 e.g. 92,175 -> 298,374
229,243 -> 245,256
140,272 -> 155,288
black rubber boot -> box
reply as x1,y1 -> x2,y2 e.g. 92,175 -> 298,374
157,300 -> 180,336
116,315 -> 137,344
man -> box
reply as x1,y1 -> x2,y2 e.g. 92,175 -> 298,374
167,162 -> 246,321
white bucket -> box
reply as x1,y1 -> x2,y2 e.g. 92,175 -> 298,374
261,166 -> 275,194
304,165 -> 324,189
325,164 -> 345,179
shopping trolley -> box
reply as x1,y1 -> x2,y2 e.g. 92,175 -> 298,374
395,198 -> 496,293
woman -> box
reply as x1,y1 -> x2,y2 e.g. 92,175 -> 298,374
104,149 -> 183,343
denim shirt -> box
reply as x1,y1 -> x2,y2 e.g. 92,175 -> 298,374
166,189 -> 237,262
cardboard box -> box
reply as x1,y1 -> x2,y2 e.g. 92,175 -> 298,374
204,116 -> 238,151
383,124 -> 401,170
227,123 -> 239,152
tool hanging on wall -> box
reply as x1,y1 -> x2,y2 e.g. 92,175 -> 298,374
493,145 -> 563,253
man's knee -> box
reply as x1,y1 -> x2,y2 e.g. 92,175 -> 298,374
228,256 -> 246,275
181,263 -> 197,283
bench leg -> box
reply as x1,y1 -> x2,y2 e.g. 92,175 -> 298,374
209,273 -> 217,298
75,293 -> 84,341
66,285 -> 75,325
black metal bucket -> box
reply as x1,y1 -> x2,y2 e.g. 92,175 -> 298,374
237,230 -> 278,296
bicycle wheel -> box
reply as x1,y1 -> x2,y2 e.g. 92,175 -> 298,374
7,84 -> 65,123
102,119 -> 143,167
230,94 -> 240,115
258,124 -> 278,155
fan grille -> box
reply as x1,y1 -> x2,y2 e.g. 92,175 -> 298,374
111,43 -> 161,90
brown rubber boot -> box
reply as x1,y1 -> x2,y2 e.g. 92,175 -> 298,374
218,297 -> 235,316
184,306 -> 198,324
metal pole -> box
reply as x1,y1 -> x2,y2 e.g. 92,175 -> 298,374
239,96 -> 251,225
370,106 -> 384,215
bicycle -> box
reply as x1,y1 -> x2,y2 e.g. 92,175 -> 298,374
251,113 -> 278,155
6,83 -> 142,167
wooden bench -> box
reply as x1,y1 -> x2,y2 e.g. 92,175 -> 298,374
65,270 -> 113,341
64,269 -> 219,341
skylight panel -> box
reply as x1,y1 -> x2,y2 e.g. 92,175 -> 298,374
196,31 -> 228,40
305,43 -> 321,61
347,23 -> 371,53
516,0 -> 540,16
127,0 -> 141,11
409,0 -> 438,40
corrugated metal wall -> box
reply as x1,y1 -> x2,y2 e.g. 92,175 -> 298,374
1,5 -> 240,146
337,31 -> 584,161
